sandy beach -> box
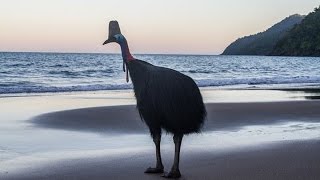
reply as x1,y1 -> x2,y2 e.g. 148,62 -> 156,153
1,89 -> 320,180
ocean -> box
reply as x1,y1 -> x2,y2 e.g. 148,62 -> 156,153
1,52 -> 320,94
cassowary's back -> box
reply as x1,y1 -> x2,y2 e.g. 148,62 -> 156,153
128,60 -> 206,135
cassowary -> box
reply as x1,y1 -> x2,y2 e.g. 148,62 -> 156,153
103,21 -> 206,178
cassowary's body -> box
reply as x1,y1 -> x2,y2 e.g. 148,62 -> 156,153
128,60 -> 206,136
103,21 -> 206,178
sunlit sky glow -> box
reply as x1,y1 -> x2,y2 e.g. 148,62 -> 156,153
0,0 -> 319,55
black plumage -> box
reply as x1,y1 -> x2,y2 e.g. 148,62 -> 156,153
103,21 -> 206,178
128,60 -> 206,136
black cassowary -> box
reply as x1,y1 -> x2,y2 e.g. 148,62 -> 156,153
103,21 -> 206,178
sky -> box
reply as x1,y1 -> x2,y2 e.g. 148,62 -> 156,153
0,0 -> 319,55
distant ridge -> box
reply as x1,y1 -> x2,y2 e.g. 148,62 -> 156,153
222,14 -> 305,55
271,6 -> 320,56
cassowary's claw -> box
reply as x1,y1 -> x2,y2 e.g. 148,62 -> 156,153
161,170 -> 181,179
144,167 -> 164,174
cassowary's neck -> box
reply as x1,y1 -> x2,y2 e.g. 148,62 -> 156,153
119,37 -> 135,62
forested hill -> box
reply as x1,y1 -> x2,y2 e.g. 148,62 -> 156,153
222,14 -> 305,55
271,7 -> 320,56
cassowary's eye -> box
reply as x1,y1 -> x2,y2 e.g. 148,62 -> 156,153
114,36 -> 119,42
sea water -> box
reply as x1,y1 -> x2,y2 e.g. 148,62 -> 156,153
1,52 -> 320,94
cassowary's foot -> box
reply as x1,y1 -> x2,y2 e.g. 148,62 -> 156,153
162,170 -> 181,179
144,166 -> 164,174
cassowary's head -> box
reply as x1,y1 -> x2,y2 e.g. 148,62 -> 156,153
103,21 -> 123,45
102,21 -> 134,82
102,21 -> 134,62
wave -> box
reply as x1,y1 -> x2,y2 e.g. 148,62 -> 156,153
81,69 -> 115,74
6,63 -> 35,67
195,76 -> 320,87
48,70 -> 78,76
182,70 -> 214,74
48,69 -> 115,77
0,84 -> 133,94
49,64 -> 69,68
1,76 -> 320,94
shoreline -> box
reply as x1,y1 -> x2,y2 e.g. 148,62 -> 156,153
1,86 -> 320,98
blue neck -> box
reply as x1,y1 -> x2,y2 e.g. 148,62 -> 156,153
117,35 -> 134,62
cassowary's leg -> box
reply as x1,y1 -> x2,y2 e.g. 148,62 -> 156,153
162,134 -> 183,178
144,133 -> 164,173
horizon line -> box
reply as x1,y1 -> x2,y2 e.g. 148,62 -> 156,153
0,51 -> 221,56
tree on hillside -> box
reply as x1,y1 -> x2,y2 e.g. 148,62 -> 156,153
271,5 -> 320,56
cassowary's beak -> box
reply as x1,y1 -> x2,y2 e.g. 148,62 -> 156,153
102,37 -> 116,45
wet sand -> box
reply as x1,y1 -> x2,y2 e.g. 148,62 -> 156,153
1,89 -> 320,180
3,140 -> 320,180
32,101 -> 320,133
